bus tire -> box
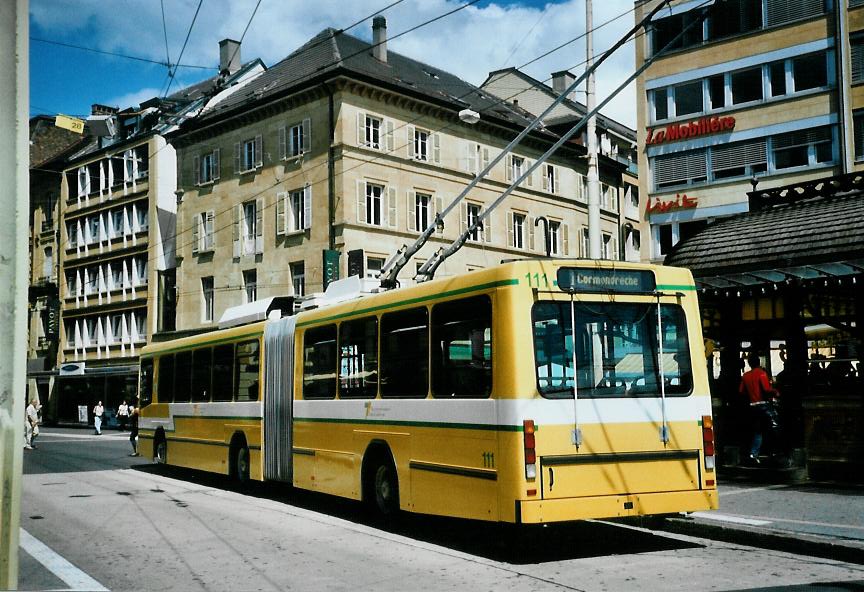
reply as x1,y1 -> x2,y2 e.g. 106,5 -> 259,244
154,430 -> 167,464
230,436 -> 250,485
371,458 -> 399,517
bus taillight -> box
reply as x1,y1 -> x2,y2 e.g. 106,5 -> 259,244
702,415 -> 715,472
524,419 -> 537,479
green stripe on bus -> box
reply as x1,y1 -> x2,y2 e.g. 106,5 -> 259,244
141,331 -> 262,357
293,416 -> 524,432
656,284 -> 697,291
296,278 -> 520,327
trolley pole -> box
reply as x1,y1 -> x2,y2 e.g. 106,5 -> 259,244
586,0 -> 602,259
0,0 -> 28,587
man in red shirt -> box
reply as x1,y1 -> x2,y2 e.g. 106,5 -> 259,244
739,353 -> 779,465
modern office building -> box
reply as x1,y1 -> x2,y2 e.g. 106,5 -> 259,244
635,0 -> 864,261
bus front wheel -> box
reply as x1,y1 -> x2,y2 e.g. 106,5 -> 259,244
372,461 -> 399,516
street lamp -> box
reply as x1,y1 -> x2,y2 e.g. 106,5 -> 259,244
535,216 -> 551,257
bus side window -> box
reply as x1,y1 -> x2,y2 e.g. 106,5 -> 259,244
174,350 -> 192,402
139,358 -> 154,406
381,307 -> 429,399
339,317 -> 378,399
303,325 -> 337,399
158,353 -> 175,403
235,340 -> 260,402
431,295 -> 493,399
192,347 -> 212,402
212,343 -> 235,402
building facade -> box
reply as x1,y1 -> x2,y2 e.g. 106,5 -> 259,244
482,68 -> 644,261
171,19 -> 642,331
635,0 -> 863,261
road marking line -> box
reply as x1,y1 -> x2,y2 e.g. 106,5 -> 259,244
719,485 -> 788,497
19,528 -> 108,592
691,512 -> 772,526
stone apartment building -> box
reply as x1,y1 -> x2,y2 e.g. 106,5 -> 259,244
170,18 -> 641,331
52,48 -> 265,422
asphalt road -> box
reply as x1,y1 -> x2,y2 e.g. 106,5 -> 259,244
18,428 -> 864,591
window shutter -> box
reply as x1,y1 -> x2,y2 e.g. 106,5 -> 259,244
193,155 -> 200,185
855,115 -> 864,161
460,203 -> 468,233
541,166 -> 549,191
526,160 -> 534,187
131,205 -> 140,234
255,198 -> 264,253
233,142 -> 241,174
653,149 -> 708,187
213,149 -> 220,181
303,185 -> 312,230
506,212 -> 514,247
765,0 -> 823,27
385,120 -> 395,152
76,269 -> 82,297
711,139 -> 767,173
407,126 -> 415,158
276,191 -> 287,236
387,186 -> 398,228
131,258 -> 139,287
482,147 -> 490,170
407,191 -> 417,231
121,261 -> 129,293
435,195 -> 444,235
505,155 -> 513,182
357,112 -> 366,146
254,135 -> 263,168
279,127 -> 287,160
302,118 -> 311,153
562,223 -> 569,256
356,180 -> 367,223
432,133 -> 440,164
465,142 -> 476,173
192,214 -> 200,254
100,212 -> 109,242
233,204 -> 242,257
483,209 -> 493,243
107,159 -> 114,188
528,216 -> 536,251
852,39 -> 864,83
205,210 -> 215,250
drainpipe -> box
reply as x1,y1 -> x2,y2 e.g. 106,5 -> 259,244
836,0 -> 853,172
324,82 -> 336,251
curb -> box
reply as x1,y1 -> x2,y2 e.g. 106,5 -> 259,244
661,516 -> 864,565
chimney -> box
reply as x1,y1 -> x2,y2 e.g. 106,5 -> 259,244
219,39 -> 241,75
372,16 -> 387,63
551,70 -> 576,99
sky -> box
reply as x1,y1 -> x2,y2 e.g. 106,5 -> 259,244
29,0 -> 641,129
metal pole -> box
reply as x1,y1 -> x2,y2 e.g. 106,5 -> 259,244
586,0 -> 601,259
0,0 -> 29,586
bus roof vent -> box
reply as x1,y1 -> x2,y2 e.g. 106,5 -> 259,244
297,275 -> 381,311
218,296 -> 294,329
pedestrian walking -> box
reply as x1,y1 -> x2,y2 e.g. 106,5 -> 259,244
117,401 -> 129,431
24,399 -> 40,449
129,403 -> 140,456
739,352 -> 779,465
93,401 -> 104,435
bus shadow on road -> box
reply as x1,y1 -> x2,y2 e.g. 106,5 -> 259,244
134,464 -> 704,564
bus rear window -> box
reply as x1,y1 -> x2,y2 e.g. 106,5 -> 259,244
532,302 -> 692,398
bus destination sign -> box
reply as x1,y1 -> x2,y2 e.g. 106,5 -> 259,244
557,267 -> 656,294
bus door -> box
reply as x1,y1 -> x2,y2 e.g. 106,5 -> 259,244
264,316 -> 297,482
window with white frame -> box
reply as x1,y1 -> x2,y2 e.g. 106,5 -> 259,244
202,276 -> 214,322
548,221 -> 564,256
67,222 -> 78,248
509,155 -> 525,182
136,206 -> 148,231
602,233 -> 617,260
464,142 -> 490,175
234,199 -> 263,256
601,183 -> 617,211
194,149 -> 220,185
466,202 -> 482,242
580,227 -> 590,258
291,262 -> 305,297
363,114 -> 382,149
193,211 -> 215,254
110,262 -> 123,289
86,162 -> 101,195
712,139 -> 768,179
543,164 -> 557,193
365,183 -> 383,226
409,126 -> 438,163
650,51 -> 830,123
43,246 -> 53,279
509,212 -> 526,249
772,127 -> 833,169
277,186 -> 312,235
243,269 -> 257,303
88,217 -> 101,245
234,136 -> 262,174
412,192 -> 431,232
280,119 -> 311,159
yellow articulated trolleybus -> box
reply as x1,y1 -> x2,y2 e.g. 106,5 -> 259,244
137,259 -> 718,524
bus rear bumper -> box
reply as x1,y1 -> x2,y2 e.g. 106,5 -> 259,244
516,488 -> 719,524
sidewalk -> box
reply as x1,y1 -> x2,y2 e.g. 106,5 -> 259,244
662,478 -> 864,564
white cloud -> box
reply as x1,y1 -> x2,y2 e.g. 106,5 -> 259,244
31,0 -> 639,127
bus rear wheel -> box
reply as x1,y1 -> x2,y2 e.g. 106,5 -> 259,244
234,444 -> 250,484
372,461 -> 399,517
154,433 -> 167,464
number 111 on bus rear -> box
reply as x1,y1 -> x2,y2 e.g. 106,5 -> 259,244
137,260 -> 718,524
